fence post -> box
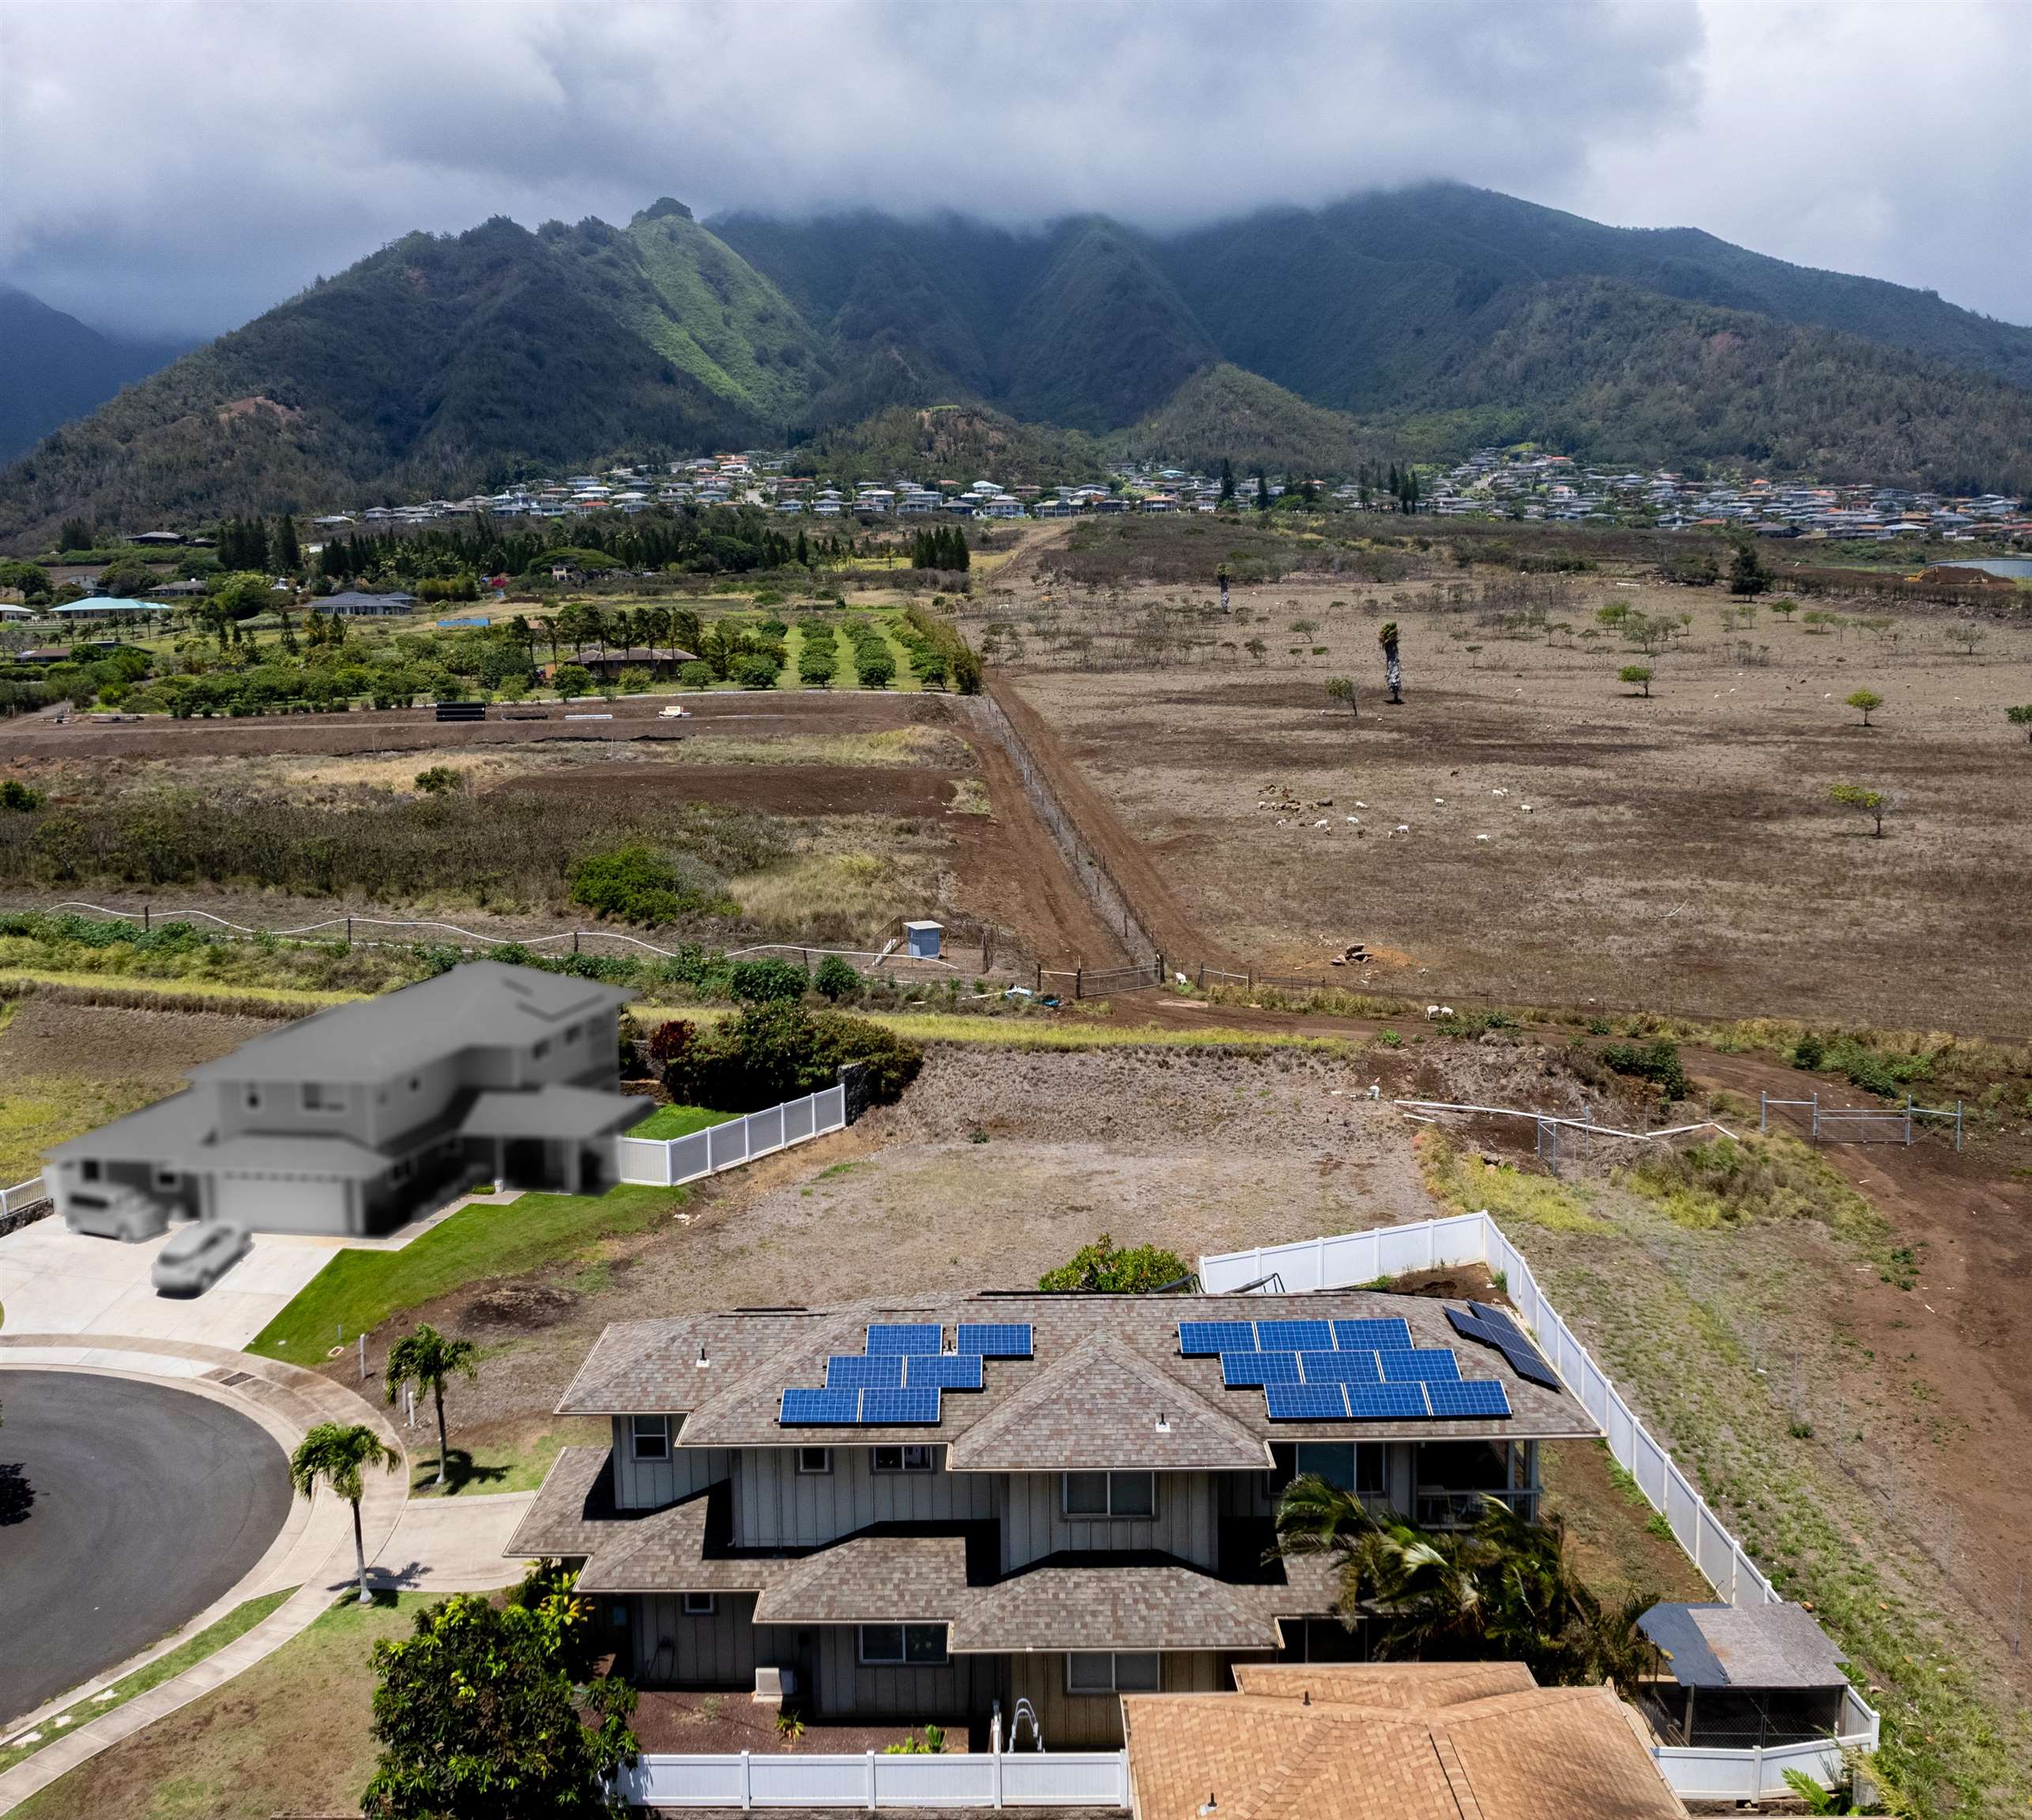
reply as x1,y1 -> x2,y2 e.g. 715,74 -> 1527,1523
143,902 -> 151,933
1036,963 -> 1042,993
867,1748 -> 878,1812
573,929 -> 580,954
1074,966 -> 1082,1000
345,915 -> 352,947
740,1749 -> 752,1811
1198,961 -> 1205,991
1955,1101 -> 1964,1153
1759,1091 -> 1767,1135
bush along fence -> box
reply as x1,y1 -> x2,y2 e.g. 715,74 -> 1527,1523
615,1085 -> 847,1187
619,1747 -> 1129,1811
1198,1210 -> 1881,1803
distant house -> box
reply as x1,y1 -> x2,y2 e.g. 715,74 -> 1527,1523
46,961 -> 641,1238
320,589 -> 416,617
543,645 -> 698,680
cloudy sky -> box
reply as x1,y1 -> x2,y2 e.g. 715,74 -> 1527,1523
3,0 -> 2026,342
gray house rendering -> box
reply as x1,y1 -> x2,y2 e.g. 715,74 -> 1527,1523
45,961 -> 641,1237
507,1288 -> 1599,1748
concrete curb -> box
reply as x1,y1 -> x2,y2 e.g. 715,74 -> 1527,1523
0,1335 -> 408,1814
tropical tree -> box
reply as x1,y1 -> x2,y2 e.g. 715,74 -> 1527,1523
289,1421 -> 401,1604
1728,540 -> 1770,597
1844,688 -> 1883,727
385,1323 -> 480,1487
1324,676 -> 1357,720
1379,621 -> 1402,703
1619,665 -> 1654,698
362,1565 -> 637,1819
2007,704 -> 2032,743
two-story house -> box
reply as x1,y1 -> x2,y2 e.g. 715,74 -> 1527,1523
45,961 -> 640,1236
508,1290 -> 1597,1747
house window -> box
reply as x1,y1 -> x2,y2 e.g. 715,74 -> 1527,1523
244,1086 -> 262,1111
683,1592 -> 717,1616
302,1083 -> 342,1113
1067,1653 -> 1161,1694
796,1448 -> 833,1476
1062,1472 -> 1157,1519
154,1168 -> 179,1190
532,1039 -> 551,1061
630,1415 -> 670,1461
871,1446 -> 933,1473
1296,1442 -> 1387,1498
564,1022 -> 581,1044
81,1159 -> 102,1183
858,1624 -> 948,1666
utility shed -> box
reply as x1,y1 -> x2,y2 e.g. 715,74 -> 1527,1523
901,920 -> 943,959
1638,1601 -> 1851,1748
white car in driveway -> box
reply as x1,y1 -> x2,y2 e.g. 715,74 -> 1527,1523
152,1221 -> 254,1296
64,1185 -> 173,1243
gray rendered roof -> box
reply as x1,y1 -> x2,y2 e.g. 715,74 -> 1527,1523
186,961 -> 635,1085
459,1083 -> 644,1141
1638,1601 -> 1849,1690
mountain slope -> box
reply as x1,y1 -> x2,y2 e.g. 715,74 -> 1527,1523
1123,365 -> 1377,476
0,286 -> 186,463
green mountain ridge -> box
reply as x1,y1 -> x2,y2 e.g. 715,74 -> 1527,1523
5,182 -> 2030,551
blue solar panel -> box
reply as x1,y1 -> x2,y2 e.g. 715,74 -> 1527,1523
956,1322 -> 1033,1358
1345,1382 -> 1430,1420
1222,1350 -> 1301,1387
826,1354 -> 905,1389
1377,1348 -> 1462,1383
906,1352 -> 984,1390
859,1386 -> 942,1425
1266,1382 -> 1350,1421
1451,1304 -> 1562,1392
1179,1321 -> 1259,1356
1426,1379 -> 1512,1419
867,1323 -> 943,1356
1298,1350 -> 1380,1385
781,1387 -> 860,1425
1256,1319 -> 1335,1352
1333,1318 -> 1413,1351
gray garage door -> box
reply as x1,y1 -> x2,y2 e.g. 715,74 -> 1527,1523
213,1173 -> 352,1235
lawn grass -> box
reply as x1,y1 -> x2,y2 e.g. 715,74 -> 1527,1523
0,1589 -> 295,1776
627,1103 -> 735,1140
9,1591 -> 427,1820
246,1183 -> 690,1359
406,1419 -> 607,1498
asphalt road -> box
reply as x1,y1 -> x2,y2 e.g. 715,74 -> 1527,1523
0,1371 -> 293,1725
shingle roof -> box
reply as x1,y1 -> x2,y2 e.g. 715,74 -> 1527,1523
186,961 -> 634,1085
572,1483 -> 790,1596
1123,1665 -> 1686,1820
459,1083 -> 642,1141
950,1555 -> 1281,1653
505,1444 -> 631,1558
1638,1602 -> 1849,1690
564,1290 -> 1594,1464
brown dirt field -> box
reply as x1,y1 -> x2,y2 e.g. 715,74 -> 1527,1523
990,585 -> 2032,1038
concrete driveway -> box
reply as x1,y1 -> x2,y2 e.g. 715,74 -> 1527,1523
0,1219 -> 333,1348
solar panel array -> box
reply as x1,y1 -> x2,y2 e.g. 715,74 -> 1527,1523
780,1320 -> 1029,1427
1446,1303 -> 1563,1393
1181,1311 -> 1514,1424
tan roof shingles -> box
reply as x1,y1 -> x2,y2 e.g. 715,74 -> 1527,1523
1123,1664 -> 1686,1820
503,1444 -> 628,1559
574,1485 -> 790,1596
951,1558 -> 1281,1653
755,1532 -> 976,1626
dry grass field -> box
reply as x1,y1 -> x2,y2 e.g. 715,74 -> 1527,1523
991,577 -> 2032,1036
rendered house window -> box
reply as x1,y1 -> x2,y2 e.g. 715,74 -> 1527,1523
302,1083 -> 342,1112
871,1446 -> 933,1473
859,1624 -> 948,1666
1063,1472 -> 1156,1518
532,1040 -> 551,1060
245,1087 -> 262,1111
630,1415 -> 670,1461
81,1160 -> 102,1183
796,1448 -> 833,1476
1067,1652 -> 1161,1694
683,1592 -> 717,1615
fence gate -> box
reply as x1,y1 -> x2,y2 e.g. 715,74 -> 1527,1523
1761,1090 -> 1964,1152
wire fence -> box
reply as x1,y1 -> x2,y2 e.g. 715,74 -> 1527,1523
1759,1090 -> 1964,1152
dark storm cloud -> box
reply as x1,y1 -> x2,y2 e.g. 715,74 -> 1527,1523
1,1 -> 2024,341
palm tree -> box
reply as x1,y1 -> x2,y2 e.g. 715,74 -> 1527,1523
289,1421 -> 400,1604
384,1322 -> 480,1487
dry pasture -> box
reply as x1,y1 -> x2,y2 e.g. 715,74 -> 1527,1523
996,582 -> 2032,1036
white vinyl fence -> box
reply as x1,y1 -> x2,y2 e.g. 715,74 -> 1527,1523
1,1176 -> 47,1220
619,1748 -> 1129,1810
1199,1211 -> 1880,1794
616,1086 -> 847,1188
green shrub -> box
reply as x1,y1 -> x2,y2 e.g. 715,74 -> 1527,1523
813,954 -> 860,1001
413,766 -> 464,795
725,957 -> 809,1003
657,1002 -> 924,1112
733,654 -> 779,690
679,660 -> 713,688
1826,1034 -> 1933,1098
1600,1037 -> 1688,1102
1793,1032 -> 1825,1071
1,779 -> 44,811
1038,1234 -> 1191,1294
567,845 -> 730,925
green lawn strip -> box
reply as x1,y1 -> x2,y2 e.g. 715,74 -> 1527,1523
407,1420 -> 607,1499
0,1589 -> 295,1774
627,1102 -> 736,1140
246,1183 -> 689,1361
8,1592 -> 429,1820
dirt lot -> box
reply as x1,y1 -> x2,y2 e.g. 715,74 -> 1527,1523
988,582 -> 2032,1036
